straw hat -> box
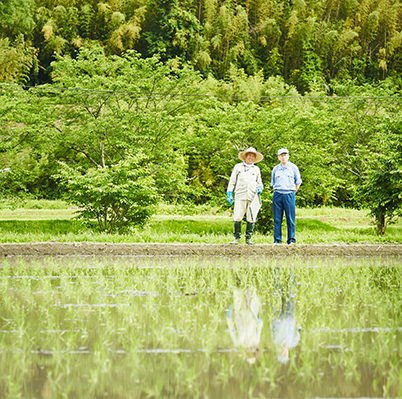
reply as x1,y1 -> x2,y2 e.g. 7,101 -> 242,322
238,147 -> 263,163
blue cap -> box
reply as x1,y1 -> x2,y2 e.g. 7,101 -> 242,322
277,148 -> 289,156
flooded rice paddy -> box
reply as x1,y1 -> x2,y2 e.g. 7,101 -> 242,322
0,254 -> 401,399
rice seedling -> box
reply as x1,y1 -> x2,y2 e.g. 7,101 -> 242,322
0,255 -> 401,398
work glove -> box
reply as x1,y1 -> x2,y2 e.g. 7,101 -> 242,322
257,186 -> 263,195
227,191 -> 233,205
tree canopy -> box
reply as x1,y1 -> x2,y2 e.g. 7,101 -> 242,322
1,0 -> 402,87
1,45 -> 402,224
2,0 -> 402,233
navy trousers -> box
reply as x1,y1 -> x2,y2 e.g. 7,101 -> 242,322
272,191 -> 296,244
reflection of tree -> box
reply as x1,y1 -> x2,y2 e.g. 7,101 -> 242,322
227,285 -> 263,364
271,267 -> 301,364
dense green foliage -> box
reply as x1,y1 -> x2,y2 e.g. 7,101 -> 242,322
2,0 -> 402,233
1,0 -> 402,88
255,190 -> 273,234
1,44 -> 402,233
358,123 -> 402,234
58,155 -> 158,232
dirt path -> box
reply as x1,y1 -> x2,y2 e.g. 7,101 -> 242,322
0,242 -> 401,256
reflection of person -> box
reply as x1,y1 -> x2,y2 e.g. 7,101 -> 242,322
227,285 -> 263,364
271,267 -> 301,364
227,147 -> 263,245
270,148 -> 302,244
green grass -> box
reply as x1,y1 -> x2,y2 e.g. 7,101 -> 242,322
0,201 -> 401,243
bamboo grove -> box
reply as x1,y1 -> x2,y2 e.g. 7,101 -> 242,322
1,0 -> 402,88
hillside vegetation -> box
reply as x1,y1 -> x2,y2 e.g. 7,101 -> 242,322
1,0 -> 402,235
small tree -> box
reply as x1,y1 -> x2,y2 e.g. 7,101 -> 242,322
359,161 -> 402,235
58,155 -> 158,233
359,123 -> 402,235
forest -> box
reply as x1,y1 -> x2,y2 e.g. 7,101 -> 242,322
1,0 -> 402,233
2,0 -> 402,87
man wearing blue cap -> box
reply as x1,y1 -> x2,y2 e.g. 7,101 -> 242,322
270,148 -> 302,244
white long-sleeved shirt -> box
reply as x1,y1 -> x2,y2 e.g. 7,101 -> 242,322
227,162 -> 263,201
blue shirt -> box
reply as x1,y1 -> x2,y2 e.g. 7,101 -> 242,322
270,162 -> 302,193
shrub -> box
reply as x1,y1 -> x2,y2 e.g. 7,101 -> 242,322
0,167 -> 29,208
255,191 -> 274,235
58,155 -> 158,233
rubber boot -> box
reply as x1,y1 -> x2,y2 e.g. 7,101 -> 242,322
230,221 -> 242,244
245,222 -> 255,245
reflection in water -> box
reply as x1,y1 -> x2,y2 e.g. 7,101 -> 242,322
1,256 -> 402,398
227,284 -> 263,364
271,267 -> 301,364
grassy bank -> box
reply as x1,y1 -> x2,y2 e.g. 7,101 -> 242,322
0,200 -> 401,244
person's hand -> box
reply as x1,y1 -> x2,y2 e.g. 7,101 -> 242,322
227,191 -> 233,205
257,186 -> 263,195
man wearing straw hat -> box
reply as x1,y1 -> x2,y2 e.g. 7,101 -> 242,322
227,147 -> 264,245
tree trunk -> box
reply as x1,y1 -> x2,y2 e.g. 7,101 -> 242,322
376,213 -> 385,235
100,141 -> 105,168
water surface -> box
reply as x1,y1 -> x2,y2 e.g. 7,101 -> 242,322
0,255 -> 401,398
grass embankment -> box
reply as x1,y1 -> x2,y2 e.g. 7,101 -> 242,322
0,199 -> 401,244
